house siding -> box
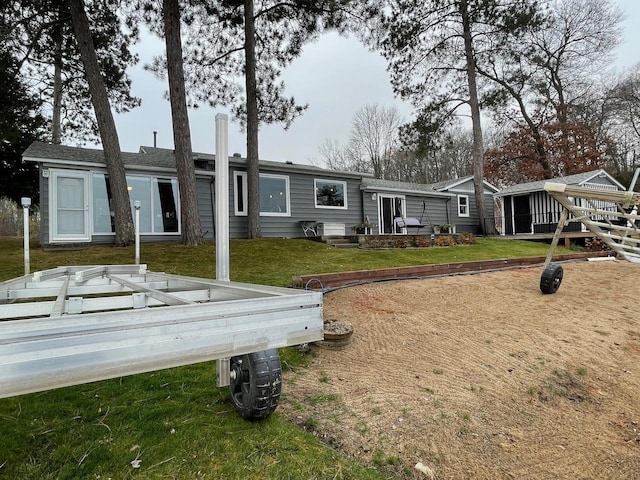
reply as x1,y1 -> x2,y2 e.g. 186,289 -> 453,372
438,178 -> 497,234
362,191 -> 452,234
197,177 -> 215,239
26,142 -> 492,243
37,162 -> 212,245
38,165 -> 50,245
228,165 -> 364,238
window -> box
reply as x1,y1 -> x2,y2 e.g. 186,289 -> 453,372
260,174 -> 290,215
234,172 -> 290,216
92,173 -> 180,234
458,195 -> 469,217
92,173 -> 114,234
314,179 -> 347,209
234,171 -> 247,216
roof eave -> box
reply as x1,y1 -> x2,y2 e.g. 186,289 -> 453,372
361,185 -> 454,198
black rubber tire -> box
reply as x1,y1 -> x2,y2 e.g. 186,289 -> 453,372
229,349 -> 281,421
540,264 -> 563,294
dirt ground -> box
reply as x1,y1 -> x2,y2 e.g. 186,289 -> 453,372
279,260 -> 640,479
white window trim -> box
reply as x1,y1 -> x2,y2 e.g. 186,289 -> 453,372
234,171 -> 248,216
234,171 -> 291,217
314,178 -> 348,210
49,169 -> 91,243
458,194 -> 469,217
260,173 -> 291,217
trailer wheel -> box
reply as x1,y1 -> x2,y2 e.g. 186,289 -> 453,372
229,349 -> 281,421
540,264 -> 563,294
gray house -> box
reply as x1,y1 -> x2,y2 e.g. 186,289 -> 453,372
361,176 -> 498,235
23,141 -> 494,245
494,169 -> 625,235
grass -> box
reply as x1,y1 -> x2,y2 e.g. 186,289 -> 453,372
0,235 -> 572,478
1,235 -> 572,288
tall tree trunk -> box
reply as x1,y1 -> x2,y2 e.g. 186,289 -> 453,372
68,0 -> 134,246
244,0 -> 261,239
162,0 -> 203,246
460,0 -> 489,235
51,24 -> 63,144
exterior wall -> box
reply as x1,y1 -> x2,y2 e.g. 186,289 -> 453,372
198,177 -> 215,239
585,176 -> 615,187
407,196 -> 449,231
33,149 -> 493,242
228,166 -> 364,239
37,162 -> 212,246
440,178 -> 496,234
38,165 -> 50,245
362,191 -> 451,235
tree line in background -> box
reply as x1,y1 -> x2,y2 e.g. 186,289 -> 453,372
1,0 -> 639,241
318,0 -> 640,217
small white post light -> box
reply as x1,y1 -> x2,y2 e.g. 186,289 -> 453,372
21,197 -> 31,275
134,201 -> 141,265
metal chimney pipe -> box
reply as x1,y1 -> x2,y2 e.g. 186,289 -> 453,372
215,114 -> 230,281
153,131 -> 157,148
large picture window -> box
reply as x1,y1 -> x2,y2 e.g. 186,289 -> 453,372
92,173 -> 180,234
234,172 -> 290,216
314,179 -> 347,209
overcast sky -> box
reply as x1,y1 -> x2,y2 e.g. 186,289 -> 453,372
113,0 -> 640,166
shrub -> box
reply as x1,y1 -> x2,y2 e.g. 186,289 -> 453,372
434,235 -> 455,247
584,236 -> 609,252
0,198 -> 40,239
0,197 -> 18,236
458,232 -> 476,245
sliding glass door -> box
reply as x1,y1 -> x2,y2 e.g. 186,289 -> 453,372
378,194 -> 406,234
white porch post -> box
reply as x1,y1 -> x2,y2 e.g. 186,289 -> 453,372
215,114 -> 230,282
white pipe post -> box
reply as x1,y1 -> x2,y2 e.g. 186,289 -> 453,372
21,197 -> 31,275
134,201 -> 141,265
215,113 -> 230,281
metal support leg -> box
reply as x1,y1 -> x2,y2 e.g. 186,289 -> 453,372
543,207 -> 570,270
217,358 -> 230,387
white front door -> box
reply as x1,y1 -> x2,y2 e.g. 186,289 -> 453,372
50,170 -> 91,242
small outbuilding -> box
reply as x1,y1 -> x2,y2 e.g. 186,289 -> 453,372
493,169 -> 625,236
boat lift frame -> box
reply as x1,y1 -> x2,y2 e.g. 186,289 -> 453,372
0,265 -> 323,400
539,170 -> 640,294
0,114 -> 324,421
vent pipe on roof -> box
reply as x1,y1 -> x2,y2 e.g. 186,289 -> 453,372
215,114 -> 230,282
153,131 -> 157,148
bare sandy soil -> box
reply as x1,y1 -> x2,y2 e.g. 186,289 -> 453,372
280,260 -> 640,479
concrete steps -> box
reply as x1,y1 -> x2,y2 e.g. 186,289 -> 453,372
323,236 -> 360,248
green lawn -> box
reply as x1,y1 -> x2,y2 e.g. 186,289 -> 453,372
1,236 -> 571,287
0,236 -> 571,479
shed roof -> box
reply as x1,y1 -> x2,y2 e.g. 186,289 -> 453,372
494,170 -> 624,196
